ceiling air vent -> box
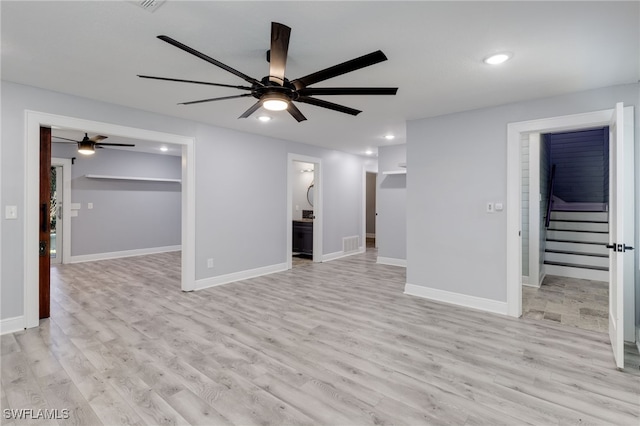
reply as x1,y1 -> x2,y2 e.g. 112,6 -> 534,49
133,0 -> 166,13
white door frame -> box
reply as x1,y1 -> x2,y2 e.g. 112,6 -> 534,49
287,153 -> 323,269
50,157 -> 72,264
25,111 -> 196,329
507,107 -> 620,318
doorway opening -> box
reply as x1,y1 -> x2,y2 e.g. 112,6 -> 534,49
520,127 -> 610,334
25,111 -> 196,329
287,154 -> 322,269
50,158 -> 72,265
365,172 -> 377,249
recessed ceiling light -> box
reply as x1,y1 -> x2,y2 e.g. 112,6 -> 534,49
483,52 -> 512,65
365,150 -> 373,155
257,115 -> 272,122
160,146 -> 168,152
384,135 -> 395,140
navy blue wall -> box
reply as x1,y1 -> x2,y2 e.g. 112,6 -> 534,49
545,127 -> 609,203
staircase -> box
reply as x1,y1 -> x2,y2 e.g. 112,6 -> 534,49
544,210 -> 609,282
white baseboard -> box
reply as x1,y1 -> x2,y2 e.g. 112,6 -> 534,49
522,275 -> 541,288
636,327 -> 640,353
1,316 -> 25,335
194,262 -> 288,291
322,247 -> 365,262
69,245 -> 181,263
538,272 -> 546,287
404,283 -> 508,316
377,257 -> 407,267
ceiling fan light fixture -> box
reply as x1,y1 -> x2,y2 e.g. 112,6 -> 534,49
262,93 -> 289,111
78,140 -> 95,155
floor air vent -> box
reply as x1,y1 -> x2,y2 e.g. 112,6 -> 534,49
343,236 -> 360,253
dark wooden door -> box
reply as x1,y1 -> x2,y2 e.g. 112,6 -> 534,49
39,126 -> 51,319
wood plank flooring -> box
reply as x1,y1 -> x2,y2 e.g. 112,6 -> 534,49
2,249 -> 639,425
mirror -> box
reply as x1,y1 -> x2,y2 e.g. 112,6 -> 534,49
307,183 -> 314,207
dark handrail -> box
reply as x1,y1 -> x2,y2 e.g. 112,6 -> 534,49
545,164 -> 556,228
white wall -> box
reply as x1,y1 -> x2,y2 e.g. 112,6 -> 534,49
406,83 -> 639,313
0,81 -> 365,320
376,144 -> 406,265
521,134 -> 530,278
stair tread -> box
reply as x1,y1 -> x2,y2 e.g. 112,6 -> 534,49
547,228 -> 609,234
551,209 -> 608,212
549,219 -> 608,224
546,238 -> 608,245
545,249 -> 608,258
543,260 -> 609,271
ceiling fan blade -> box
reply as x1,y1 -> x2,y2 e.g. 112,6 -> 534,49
158,35 -> 262,86
291,50 -> 388,90
238,101 -> 263,119
52,136 -> 79,143
138,75 -> 252,90
287,102 -> 307,122
179,93 -> 254,105
297,87 -> 398,96
268,22 -> 291,86
296,96 -> 361,116
95,143 -> 135,147
89,135 -> 108,142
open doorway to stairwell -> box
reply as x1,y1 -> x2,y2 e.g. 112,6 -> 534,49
521,127 -> 610,334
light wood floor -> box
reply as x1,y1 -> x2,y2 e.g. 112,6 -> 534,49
2,249 -> 639,425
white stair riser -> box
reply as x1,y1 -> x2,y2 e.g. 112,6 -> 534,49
545,252 -> 609,268
546,230 -> 609,243
545,240 -> 609,255
550,211 -> 608,222
548,221 -> 608,232
545,265 -> 608,282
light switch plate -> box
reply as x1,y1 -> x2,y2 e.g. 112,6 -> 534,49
71,203 -> 81,210
88,202 -> 93,209
495,203 -> 504,211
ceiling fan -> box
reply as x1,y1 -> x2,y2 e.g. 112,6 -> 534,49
52,133 -> 135,155
138,22 -> 398,122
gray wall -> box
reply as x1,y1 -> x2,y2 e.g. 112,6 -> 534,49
51,144 -> 181,256
1,81 -> 365,320
377,144 -> 406,261
406,84 -> 638,306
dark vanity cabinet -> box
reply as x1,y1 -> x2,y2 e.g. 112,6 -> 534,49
292,220 -> 313,256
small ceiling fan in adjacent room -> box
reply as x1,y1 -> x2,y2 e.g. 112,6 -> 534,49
138,22 -> 398,122
52,133 -> 135,155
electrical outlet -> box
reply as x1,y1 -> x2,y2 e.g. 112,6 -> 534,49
5,205 -> 17,219
207,258 -> 214,268
486,202 -> 494,213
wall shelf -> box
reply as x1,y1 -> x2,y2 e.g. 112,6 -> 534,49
85,174 -> 181,183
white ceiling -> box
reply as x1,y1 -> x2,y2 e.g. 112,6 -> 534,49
2,1 -> 638,156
